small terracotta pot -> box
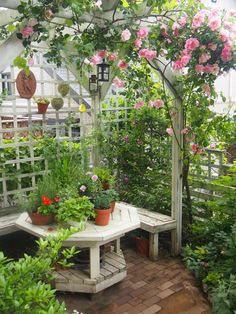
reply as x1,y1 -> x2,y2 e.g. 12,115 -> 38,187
110,201 -> 116,213
95,208 -> 111,226
37,103 -> 49,114
102,182 -> 110,191
134,237 -> 149,257
29,212 -> 54,225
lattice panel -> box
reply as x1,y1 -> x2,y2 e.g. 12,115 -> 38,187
0,50 -> 93,209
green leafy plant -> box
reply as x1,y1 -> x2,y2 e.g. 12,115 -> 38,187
34,97 -> 50,105
93,166 -> 115,188
92,192 -> 111,210
56,196 -> 95,223
105,189 -> 119,202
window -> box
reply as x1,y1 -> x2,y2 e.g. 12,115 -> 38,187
1,72 -> 12,95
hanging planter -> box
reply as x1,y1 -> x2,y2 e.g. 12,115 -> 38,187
58,83 -> 70,97
16,70 -> 36,99
51,97 -> 64,110
34,97 -> 50,113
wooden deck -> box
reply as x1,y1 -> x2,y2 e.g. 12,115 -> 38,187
53,250 -> 127,293
0,213 -> 19,236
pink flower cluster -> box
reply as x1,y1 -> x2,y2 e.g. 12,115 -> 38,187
137,27 -> 149,38
173,50 -> 191,70
195,63 -> 220,75
117,60 -> 129,69
149,99 -> 164,109
121,29 -> 131,41
20,26 -> 34,38
134,100 -> 145,110
139,49 -> 157,61
113,77 -> 125,88
221,45 -> 232,62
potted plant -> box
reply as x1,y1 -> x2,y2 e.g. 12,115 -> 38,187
93,167 -> 115,190
34,97 -> 50,113
78,173 -> 102,199
58,83 -> 70,97
105,189 -> 119,212
51,97 -> 64,111
92,192 -> 112,226
56,196 -> 95,227
21,174 -> 59,225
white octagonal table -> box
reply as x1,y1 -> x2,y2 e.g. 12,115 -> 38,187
16,202 -> 140,293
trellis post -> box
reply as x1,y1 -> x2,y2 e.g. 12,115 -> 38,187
171,98 -> 183,255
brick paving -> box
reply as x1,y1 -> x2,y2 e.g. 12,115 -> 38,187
58,248 -> 211,314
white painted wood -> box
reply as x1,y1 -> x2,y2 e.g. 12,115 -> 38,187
90,246 -> 100,279
115,238 -> 120,253
149,233 -> 159,261
0,213 -> 19,236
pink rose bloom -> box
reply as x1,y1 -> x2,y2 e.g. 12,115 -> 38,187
137,27 -> 149,38
161,30 -> 169,38
191,143 -> 199,153
221,45 -> 232,62
145,50 -> 157,61
179,15 -> 188,27
173,60 -> 184,70
211,63 -> 220,75
208,43 -> 217,51
149,99 -> 164,109
202,83 -> 211,96
121,29 -> 131,41
185,38 -> 200,51
192,11 -> 206,29
220,29 -> 230,42
97,50 -> 107,58
113,77 -> 125,88
117,60 -> 129,69
172,22 -> 179,31
138,49 -> 148,57
204,64 -> 215,73
181,128 -> 189,135
134,39 -> 142,49
20,26 -> 33,38
180,54 -> 191,66
134,100 -> 144,109
208,17 -> 221,31
108,52 -> 117,61
199,53 -> 211,64
195,64 -> 204,73
173,28 -> 180,37
91,175 -> 98,181
166,128 -> 174,136
80,185 -> 87,192
90,55 -> 102,66
28,57 -> 34,66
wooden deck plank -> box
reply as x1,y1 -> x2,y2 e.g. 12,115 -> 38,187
106,252 -> 126,266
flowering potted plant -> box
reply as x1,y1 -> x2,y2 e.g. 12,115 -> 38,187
78,173 -> 102,198
34,97 -> 50,113
92,192 -> 112,226
105,189 -> 119,212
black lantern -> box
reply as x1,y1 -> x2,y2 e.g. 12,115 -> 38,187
89,74 -> 98,93
97,59 -> 110,82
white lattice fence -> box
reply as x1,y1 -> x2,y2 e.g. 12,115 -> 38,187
0,50 -> 93,209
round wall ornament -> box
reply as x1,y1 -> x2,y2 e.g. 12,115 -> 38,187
16,70 -> 36,99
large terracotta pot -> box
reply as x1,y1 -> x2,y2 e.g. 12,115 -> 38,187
134,236 -> 149,257
95,208 -> 111,226
29,212 -> 54,225
37,103 -> 49,114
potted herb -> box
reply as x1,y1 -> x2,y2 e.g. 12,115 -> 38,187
56,196 -> 95,227
92,192 -> 112,226
105,189 -> 119,212
58,83 -> 70,97
93,167 -> 115,190
51,97 -> 64,111
34,97 -> 50,113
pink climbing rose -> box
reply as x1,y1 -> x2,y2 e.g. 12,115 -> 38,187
199,53 -> 211,64
179,15 -> 188,27
185,38 -> 200,51
149,99 -> 164,109
121,29 -> 131,41
134,101 -> 144,109
20,26 -> 34,38
136,27 -> 149,38
208,17 -> 221,31
181,128 -> 189,135
117,60 -> 129,69
90,55 -> 102,66
195,64 -> 204,73
166,128 -> 174,136
138,49 -> 157,61
108,52 -> 117,61
202,83 -> 211,96
97,50 -> 107,58
113,77 -> 125,88
191,11 -> 206,29
134,39 -> 142,49
208,43 -> 217,51
173,60 -> 184,70
221,45 -> 232,62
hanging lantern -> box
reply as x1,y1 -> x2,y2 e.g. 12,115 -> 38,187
79,103 -> 87,113
97,59 -> 110,82
89,74 -> 98,93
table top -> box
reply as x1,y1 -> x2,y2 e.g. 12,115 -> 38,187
16,202 -> 140,245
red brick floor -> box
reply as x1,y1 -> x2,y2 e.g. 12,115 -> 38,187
58,248 -> 211,314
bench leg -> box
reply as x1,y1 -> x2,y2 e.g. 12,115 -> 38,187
115,238 -> 121,254
171,229 -> 178,256
149,233 -> 159,261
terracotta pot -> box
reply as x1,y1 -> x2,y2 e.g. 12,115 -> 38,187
102,182 -> 110,190
16,70 -> 36,99
95,208 -> 111,226
37,103 -> 49,114
134,237 -> 149,257
29,212 -> 54,225
110,201 -> 116,213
